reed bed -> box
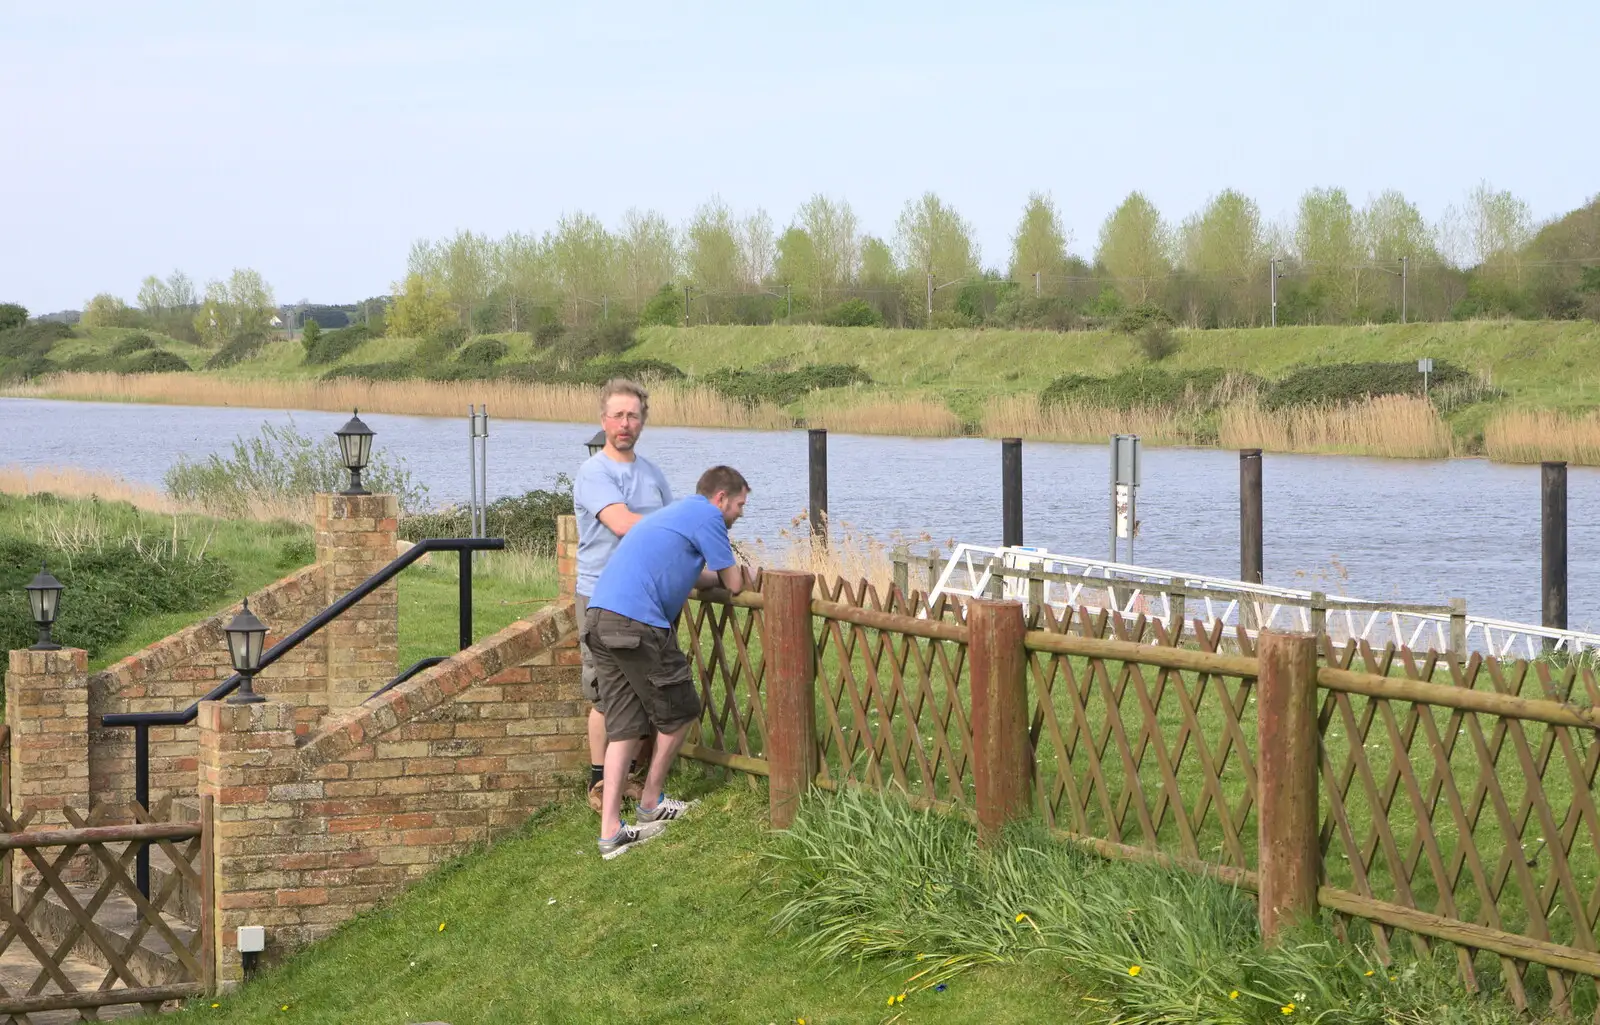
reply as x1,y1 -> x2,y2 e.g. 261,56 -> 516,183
0,465 -> 314,523
8,372 -> 794,430
803,397 -> 962,437
1484,409 -> 1600,465
1219,395 -> 1453,459
735,514 -> 940,597
980,394 -> 1201,446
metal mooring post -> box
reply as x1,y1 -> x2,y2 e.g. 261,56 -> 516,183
1001,438 -> 1023,548
1240,449 -> 1263,584
808,428 -> 828,548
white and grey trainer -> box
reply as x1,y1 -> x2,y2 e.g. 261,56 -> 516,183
598,821 -> 667,860
634,793 -> 699,824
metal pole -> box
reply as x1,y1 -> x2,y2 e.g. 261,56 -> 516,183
683,285 -> 691,326
1240,449 -> 1264,584
1108,438 -> 1118,562
1001,438 -> 1022,548
1270,258 -> 1278,328
1400,256 -> 1408,325
135,724 -> 150,898
808,428 -> 828,547
926,272 -> 933,318
1127,486 -> 1137,565
786,283 -> 792,319
458,549 -> 473,651
1543,461 -> 1568,634
467,406 -> 479,539
479,407 -> 490,554
1033,271 -> 1040,298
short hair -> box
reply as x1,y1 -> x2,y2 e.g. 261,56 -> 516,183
598,378 -> 649,420
696,465 -> 749,498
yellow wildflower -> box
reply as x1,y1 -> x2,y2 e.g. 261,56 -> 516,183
438,922 -> 446,932
1014,912 -> 1028,923
211,1004 -> 220,1009
281,1006 -> 290,1013
1364,970 -> 1374,977
1281,1003 -> 1295,1015
1128,965 -> 1142,977
1229,990 -> 1239,1000
896,993 -> 906,1004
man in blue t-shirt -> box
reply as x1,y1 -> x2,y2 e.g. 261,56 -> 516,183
573,379 -> 674,813
585,465 -> 750,859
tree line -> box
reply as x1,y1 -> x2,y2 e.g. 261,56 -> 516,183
67,183 -> 1600,342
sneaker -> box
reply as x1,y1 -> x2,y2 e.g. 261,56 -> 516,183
598,821 -> 667,860
635,793 -> 699,824
588,779 -> 644,814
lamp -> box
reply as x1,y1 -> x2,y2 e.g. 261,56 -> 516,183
335,410 -> 375,495
224,598 -> 269,704
585,430 -> 606,457
25,562 -> 64,651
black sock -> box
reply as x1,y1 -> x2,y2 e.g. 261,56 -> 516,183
589,764 -> 604,788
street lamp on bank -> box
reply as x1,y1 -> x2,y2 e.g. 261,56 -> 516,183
335,410 -> 375,495
586,431 -> 606,458
224,598 -> 269,704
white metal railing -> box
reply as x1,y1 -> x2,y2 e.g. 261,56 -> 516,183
912,543 -> 1600,660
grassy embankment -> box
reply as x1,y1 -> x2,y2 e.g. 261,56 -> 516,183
10,320 -> 1600,460
0,481 -> 553,682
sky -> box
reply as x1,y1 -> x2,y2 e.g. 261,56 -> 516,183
2,0 -> 1596,313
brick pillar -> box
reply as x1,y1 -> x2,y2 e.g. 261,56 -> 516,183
556,514 -> 578,600
6,648 -> 90,828
315,493 -> 399,713
197,699 -> 299,990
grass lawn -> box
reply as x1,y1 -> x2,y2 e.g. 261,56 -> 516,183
398,551 -> 559,669
168,783 -> 1078,1025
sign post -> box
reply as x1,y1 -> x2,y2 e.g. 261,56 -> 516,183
1418,357 -> 1433,398
1109,434 -> 1141,564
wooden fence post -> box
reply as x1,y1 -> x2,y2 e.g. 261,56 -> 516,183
969,598 -> 1031,838
765,570 -> 818,829
1448,598 -> 1467,666
891,545 -> 909,601
1256,630 -> 1320,943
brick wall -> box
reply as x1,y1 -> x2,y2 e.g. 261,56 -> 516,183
87,564 -> 326,815
199,601 -> 584,987
6,648 -> 89,828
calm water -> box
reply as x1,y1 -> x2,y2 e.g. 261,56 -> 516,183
2,396 -> 1595,630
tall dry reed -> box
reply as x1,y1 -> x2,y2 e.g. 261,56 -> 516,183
804,398 -> 962,437
8,373 -> 793,431
981,394 -> 1200,446
0,465 -> 310,522
735,514 -> 942,597
1484,409 -> 1600,465
1219,395 -> 1452,459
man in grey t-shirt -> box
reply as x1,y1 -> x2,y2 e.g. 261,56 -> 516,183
573,378 -> 673,812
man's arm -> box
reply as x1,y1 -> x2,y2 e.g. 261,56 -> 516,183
695,565 -> 744,594
595,503 -> 643,536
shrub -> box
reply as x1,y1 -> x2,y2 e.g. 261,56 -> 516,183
927,309 -> 975,329
1115,302 -> 1175,334
1137,322 -> 1178,362
638,284 -> 685,327
300,318 -> 322,354
204,330 -> 269,369
704,363 -> 871,406
500,357 -> 686,386
120,350 -> 191,374
320,361 -> 415,382
163,419 -> 428,517
0,303 -> 26,332
542,320 -> 637,367
399,476 -> 574,556
819,298 -> 882,328
1261,361 -> 1471,410
1042,367 -> 1257,410
534,321 -> 566,346
986,295 -> 1082,331
110,333 -> 158,356
0,321 -> 72,359
303,323 -> 375,365
429,324 -> 469,351
456,338 -> 509,368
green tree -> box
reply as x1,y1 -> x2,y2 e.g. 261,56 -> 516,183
1096,192 -> 1171,303
795,195 -> 859,290
438,230 -> 494,329
1293,187 -> 1362,316
1179,189 -> 1265,323
300,316 -> 322,354
1361,189 -> 1435,263
0,304 -> 26,331
616,209 -> 678,307
386,272 -> 454,338
81,292 -> 140,328
1008,192 -> 1071,291
225,268 -> 277,335
859,236 -> 898,288
494,231 -> 553,332
893,192 -> 980,310
738,209 -> 775,286
685,197 -> 741,293
1467,181 -> 1535,284
548,212 -> 615,320
775,227 -> 820,302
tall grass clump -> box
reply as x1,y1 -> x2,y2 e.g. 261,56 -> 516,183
735,515 -> 931,595
763,788 -> 1523,1025
981,394 -> 1203,446
399,475 -> 573,556
1484,409 -> 1600,465
1219,395 -> 1453,459
163,419 -> 428,520
804,395 -> 962,437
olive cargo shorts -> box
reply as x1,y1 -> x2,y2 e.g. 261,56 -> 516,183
582,607 -> 702,742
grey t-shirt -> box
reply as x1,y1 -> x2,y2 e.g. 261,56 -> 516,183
573,452 -> 673,597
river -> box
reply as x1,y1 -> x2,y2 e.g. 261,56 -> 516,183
2,396 -> 1595,631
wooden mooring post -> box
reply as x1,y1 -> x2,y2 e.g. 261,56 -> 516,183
1543,461 -> 1567,635
1001,437 -> 1023,548
1240,449 -> 1263,585
969,598 -> 1030,838
764,570 -> 818,829
1256,631 -> 1320,943
808,428 -> 828,548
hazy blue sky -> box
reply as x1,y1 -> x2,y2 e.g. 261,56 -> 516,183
3,0 -> 1595,313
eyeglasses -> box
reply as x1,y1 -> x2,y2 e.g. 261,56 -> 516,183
604,412 -> 642,424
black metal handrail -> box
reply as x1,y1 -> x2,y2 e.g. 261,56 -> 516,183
101,536 -> 505,894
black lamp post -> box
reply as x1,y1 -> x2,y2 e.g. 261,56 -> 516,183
335,410 -> 375,495
585,430 -> 606,457
25,563 -> 64,651
224,598 -> 269,704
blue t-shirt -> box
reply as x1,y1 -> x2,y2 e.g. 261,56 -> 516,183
573,452 -> 673,597
589,495 -> 736,629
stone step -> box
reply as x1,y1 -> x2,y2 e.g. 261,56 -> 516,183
0,939 -> 170,1022
26,883 -> 198,989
